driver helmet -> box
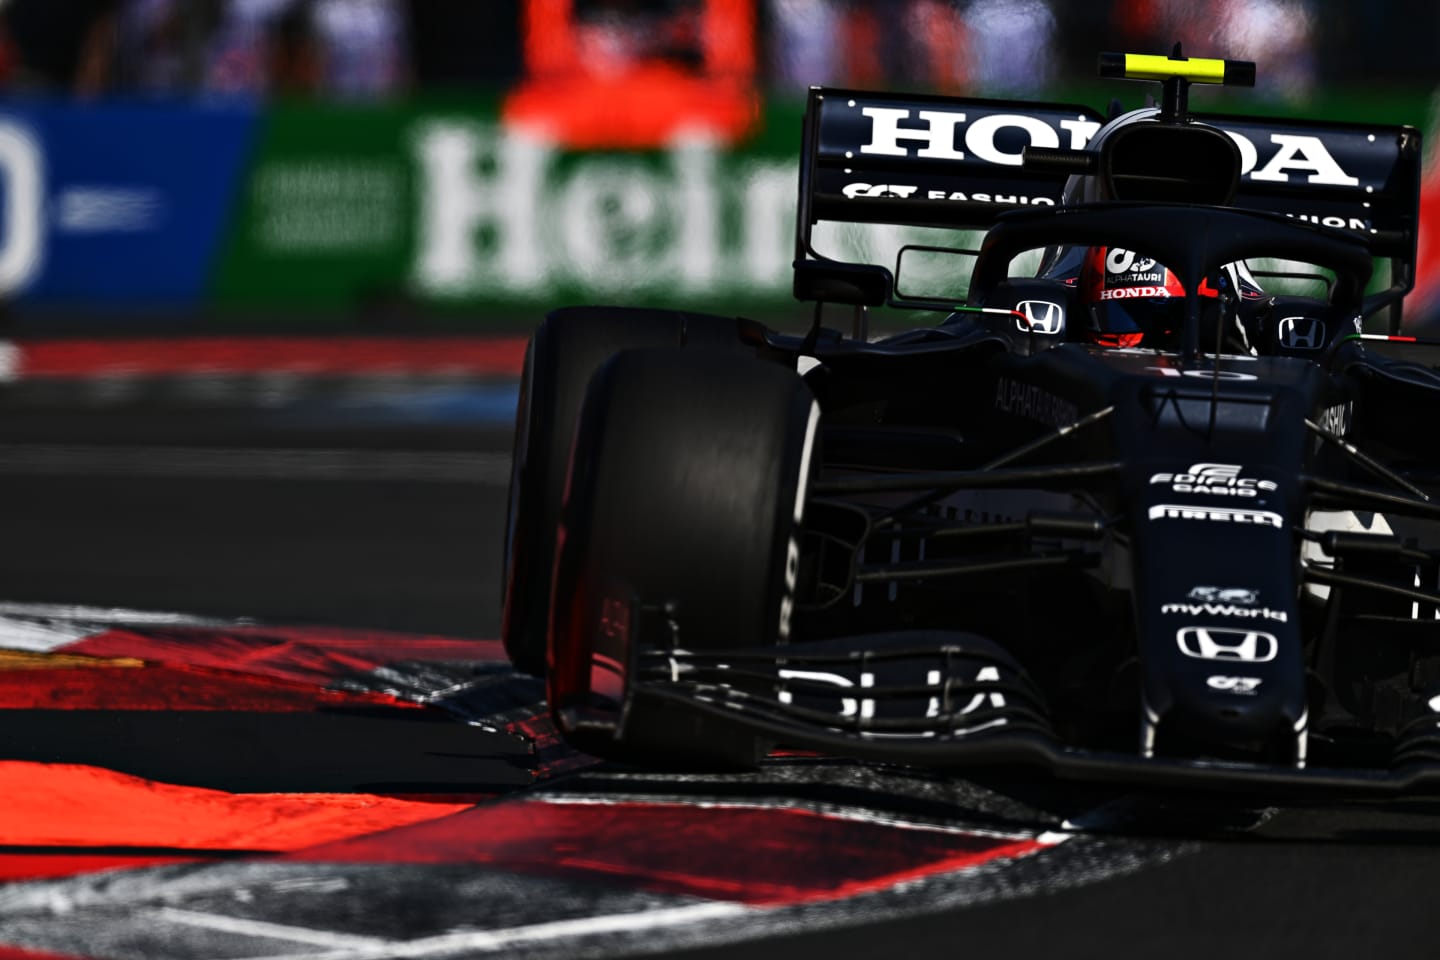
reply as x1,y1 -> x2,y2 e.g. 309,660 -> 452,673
1079,246 -> 1228,349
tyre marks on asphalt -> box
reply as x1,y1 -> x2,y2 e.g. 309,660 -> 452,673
0,446 -> 511,483
0,602 -> 1196,960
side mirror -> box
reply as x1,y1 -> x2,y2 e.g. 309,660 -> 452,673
793,259 -> 892,307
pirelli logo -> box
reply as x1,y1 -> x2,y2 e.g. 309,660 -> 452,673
1147,504 -> 1284,528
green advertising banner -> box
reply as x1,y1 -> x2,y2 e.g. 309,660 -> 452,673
213,96 -> 815,325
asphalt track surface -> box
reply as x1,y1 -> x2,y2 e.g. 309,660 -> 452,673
0,370 -> 1438,959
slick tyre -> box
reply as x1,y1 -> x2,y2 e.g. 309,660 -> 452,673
502,307 -> 756,676
550,349 -> 819,766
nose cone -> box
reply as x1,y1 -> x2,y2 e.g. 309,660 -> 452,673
1129,458 -> 1307,761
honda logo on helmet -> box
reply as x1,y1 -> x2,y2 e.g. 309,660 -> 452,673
1015,300 -> 1064,334
1177,626 -> 1278,663
1278,316 -> 1325,350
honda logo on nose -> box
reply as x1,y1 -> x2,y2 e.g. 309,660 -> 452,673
1278,316 -> 1325,350
1016,300 -> 1064,334
1176,626 -> 1278,663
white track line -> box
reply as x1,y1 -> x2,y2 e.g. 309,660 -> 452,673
0,445 -> 510,483
0,601 -> 237,652
229,902 -> 752,960
535,794 -> 1041,842
154,908 -> 397,950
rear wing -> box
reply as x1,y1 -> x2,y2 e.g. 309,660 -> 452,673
794,86 -> 1423,320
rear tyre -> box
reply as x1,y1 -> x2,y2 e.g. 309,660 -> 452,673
502,307 -> 756,676
550,349 -> 819,766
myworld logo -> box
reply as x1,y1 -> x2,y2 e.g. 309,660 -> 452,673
1161,602 -> 1288,623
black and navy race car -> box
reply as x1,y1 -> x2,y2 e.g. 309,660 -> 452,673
502,51 -> 1440,794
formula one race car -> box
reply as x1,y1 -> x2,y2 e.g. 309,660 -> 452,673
502,51 -> 1440,794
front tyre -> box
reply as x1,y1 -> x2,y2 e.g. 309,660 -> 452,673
550,349 -> 819,766
502,307 -> 756,676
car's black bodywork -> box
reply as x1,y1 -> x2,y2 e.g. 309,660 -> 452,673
506,54 -> 1440,796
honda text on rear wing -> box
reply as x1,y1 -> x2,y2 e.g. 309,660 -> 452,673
794,52 -> 1423,330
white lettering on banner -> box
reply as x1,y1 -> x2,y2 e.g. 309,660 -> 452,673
411,123 -> 794,299
555,158 -> 669,293
674,139 -> 721,293
0,122 -> 44,296
860,107 -> 969,160
741,162 -> 795,289
56,188 -> 162,233
414,123 -> 551,295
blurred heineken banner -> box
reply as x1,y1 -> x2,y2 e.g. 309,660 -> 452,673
0,93 -> 1433,326
0,96 -> 811,323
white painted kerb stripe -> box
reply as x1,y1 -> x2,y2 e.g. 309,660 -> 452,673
0,340 -> 18,383
155,908 -> 395,950
230,902 -> 751,960
793,400 -> 820,524
0,445 -> 511,483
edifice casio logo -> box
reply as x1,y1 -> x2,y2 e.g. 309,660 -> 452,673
1149,462 -> 1279,498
